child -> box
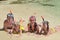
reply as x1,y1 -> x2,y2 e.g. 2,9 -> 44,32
4,12 -> 15,34
27,16 -> 39,33
39,16 -> 49,35
12,18 -> 25,34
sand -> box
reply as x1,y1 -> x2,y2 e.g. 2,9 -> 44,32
0,1 -> 60,40
0,31 -> 60,40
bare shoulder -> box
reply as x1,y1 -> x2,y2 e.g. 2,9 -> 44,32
4,19 -> 8,23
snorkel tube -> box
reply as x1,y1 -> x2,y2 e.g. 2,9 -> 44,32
41,16 -> 44,21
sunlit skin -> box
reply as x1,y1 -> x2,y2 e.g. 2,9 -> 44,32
4,16 -> 14,32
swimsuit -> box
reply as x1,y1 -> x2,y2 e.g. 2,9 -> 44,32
28,22 -> 37,31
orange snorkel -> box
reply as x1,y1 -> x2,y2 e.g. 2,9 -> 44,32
41,16 -> 44,21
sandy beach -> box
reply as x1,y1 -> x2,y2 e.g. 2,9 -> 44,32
0,31 -> 60,40
0,0 -> 60,40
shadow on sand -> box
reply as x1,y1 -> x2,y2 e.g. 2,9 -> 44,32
0,28 -> 4,31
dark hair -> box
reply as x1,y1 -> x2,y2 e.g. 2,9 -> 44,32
29,16 -> 36,21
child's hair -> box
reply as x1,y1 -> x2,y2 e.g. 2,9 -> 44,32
29,16 -> 36,21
